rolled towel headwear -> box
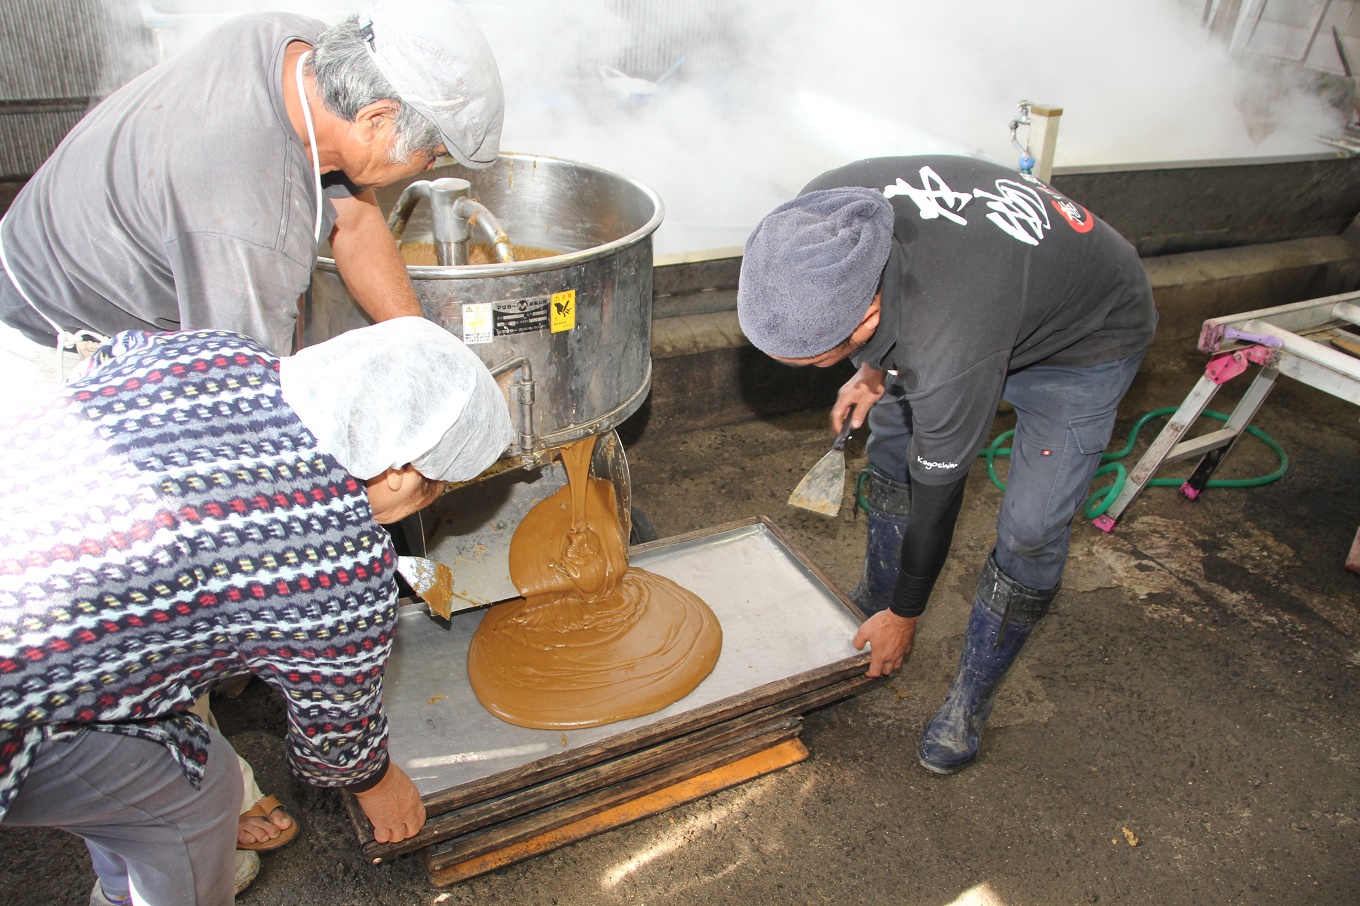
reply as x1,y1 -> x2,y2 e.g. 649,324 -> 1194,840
737,187 -> 894,358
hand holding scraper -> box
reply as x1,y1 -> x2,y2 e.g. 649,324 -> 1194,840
397,555 -> 482,620
787,420 -> 854,517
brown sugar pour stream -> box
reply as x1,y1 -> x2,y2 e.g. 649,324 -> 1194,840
467,436 -> 722,729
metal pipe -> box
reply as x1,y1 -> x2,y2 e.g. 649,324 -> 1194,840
1334,301 -> 1360,327
489,355 -> 537,455
385,184 -> 427,245
452,197 -> 516,263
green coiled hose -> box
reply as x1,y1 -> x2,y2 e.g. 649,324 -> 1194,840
979,407 -> 1289,518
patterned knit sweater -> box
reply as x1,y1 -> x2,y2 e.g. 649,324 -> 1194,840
0,330 -> 397,819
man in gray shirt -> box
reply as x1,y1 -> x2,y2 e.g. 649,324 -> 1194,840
0,0 -> 503,412
0,2 -> 504,895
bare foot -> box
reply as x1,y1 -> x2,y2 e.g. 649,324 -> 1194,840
237,799 -> 294,847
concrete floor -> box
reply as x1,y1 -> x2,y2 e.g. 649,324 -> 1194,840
2,337 -> 1357,905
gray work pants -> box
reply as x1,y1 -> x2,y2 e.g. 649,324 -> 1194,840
2,725 -> 242,906
866,349 -> 1147,590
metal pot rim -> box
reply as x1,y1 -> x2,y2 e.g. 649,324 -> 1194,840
314,151 -> 665,278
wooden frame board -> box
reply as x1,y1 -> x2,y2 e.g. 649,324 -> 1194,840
423,739 -> 811,886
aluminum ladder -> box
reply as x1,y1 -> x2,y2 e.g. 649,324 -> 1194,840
1093,291 -> 1360,572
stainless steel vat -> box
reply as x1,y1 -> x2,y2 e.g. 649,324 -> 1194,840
302,153 -> 662,607
301,152 -> 664,462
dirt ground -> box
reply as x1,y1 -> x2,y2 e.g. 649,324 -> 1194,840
2,339 -> 1357,905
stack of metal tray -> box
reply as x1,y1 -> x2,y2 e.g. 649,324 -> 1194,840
342,517 -> 876,883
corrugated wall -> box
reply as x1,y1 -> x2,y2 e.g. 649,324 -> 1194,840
0,0 -> 153,177
0,0 -> 750,177
591,0 -> 739,79
503,0 -> 738,82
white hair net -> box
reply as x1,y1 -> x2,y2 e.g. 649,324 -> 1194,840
279,317 -> 512,481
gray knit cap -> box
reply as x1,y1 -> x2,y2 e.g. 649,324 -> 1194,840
737,187 -> 894,358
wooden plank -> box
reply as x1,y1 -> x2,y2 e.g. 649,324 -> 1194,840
1331,332 -> 1360,358
422,717 -> 804,873
423,718 -> 801,870
423,678 -> 872,867
425,739 -> 810,886
346,660 -> 870,853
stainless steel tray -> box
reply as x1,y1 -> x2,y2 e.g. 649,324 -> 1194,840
384,519 -> 864,796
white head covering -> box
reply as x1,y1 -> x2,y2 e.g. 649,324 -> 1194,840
280,317 -> 512,481
357,0 -> 504,168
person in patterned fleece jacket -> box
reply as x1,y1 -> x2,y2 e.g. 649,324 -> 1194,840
0,317 -> 511,906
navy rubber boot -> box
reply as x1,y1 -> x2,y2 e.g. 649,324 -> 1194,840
849,467 -> 911,616
918,553 -> 1056,774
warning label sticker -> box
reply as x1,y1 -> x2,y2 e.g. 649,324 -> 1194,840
461,302 -> 493,344
551,289 -> 576,333
461,296 -> 552,345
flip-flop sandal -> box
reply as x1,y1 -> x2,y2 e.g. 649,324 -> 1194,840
237,794 -> 300,852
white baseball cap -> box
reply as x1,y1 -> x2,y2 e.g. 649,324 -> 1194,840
358,0 -> 505,168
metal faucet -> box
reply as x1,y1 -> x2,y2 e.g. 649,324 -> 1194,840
1009,100 -> 1035,175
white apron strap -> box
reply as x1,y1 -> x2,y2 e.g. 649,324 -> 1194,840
0,216 -> 110,377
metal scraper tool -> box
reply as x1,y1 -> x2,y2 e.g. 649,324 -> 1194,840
397,555 -> 489,620
787,420 -> 853,517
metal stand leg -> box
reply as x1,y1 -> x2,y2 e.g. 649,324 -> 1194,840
1093,373 -> 1222,532
1092,358 -> 1280,533
1181,368 -> 1279,498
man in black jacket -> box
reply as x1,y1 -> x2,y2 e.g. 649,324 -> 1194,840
737,155 -> 1155,773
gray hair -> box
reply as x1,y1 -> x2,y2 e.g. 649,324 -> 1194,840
309,15 -> 443,163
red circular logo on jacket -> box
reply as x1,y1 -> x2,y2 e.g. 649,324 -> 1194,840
1049,196 -> 1094,233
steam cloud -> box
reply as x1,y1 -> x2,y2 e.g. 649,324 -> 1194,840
140,0 -> 1349,254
